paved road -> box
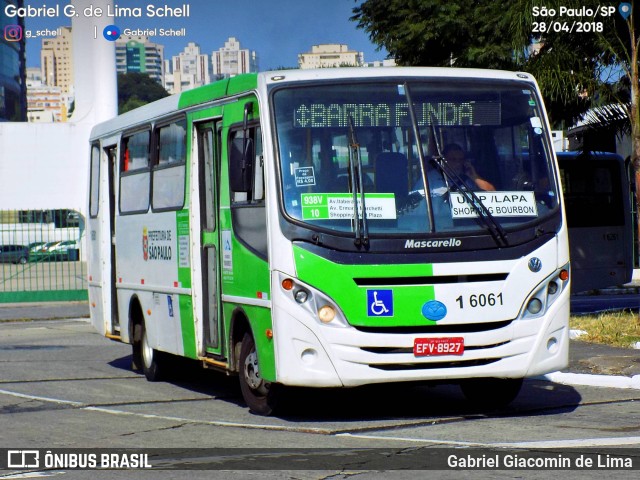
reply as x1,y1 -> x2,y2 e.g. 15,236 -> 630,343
0,319 -> 639,478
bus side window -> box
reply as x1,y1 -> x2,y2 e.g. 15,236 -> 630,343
120,129 -> 151,214
228,125 -> 267,259
152,118 -> 187,211
89,144 -> 100,218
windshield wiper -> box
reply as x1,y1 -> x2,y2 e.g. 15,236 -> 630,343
428,115 -> 509,247
347,115 -> 369,246
403,83 -> 436,233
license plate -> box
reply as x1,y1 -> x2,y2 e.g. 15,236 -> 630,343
413,337 -> 464,357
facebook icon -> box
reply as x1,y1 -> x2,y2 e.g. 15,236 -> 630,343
367,290 -> 393,317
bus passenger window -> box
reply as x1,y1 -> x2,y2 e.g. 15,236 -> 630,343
89,144 -> 100,218
120,130 -> 151,214
121,131 -> 150,172
152,119 -> 187,211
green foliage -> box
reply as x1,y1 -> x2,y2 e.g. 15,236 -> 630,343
117,73 -> 169,114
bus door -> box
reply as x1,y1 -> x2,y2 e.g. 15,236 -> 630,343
196,121 -> 223,354
106,145 -> 120,335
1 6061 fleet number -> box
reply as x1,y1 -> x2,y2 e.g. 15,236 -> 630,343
455,293 -> 503,309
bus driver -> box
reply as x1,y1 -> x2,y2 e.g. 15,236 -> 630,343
435,143 -> 495,192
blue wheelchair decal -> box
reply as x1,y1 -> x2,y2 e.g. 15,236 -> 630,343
367,290 -> 393,317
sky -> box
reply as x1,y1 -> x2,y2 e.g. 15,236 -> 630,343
22,0 -> 389,70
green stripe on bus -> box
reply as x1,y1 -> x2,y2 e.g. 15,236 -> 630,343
176,210 -> 196,358
292,245 -> 437,327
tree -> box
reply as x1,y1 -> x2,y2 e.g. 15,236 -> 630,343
352,0 -> 640,251
117,73 -> 169,114
351,0 -> 626,125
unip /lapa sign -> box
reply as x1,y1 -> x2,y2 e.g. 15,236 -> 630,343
450,191 -> 538,218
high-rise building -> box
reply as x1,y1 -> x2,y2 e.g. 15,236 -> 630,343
298,44 -> 364,69
40,27 -> 73,94
115,36 -> 164,84
0,0 -> 27,121
211,37 -> 257,78
26,83 -> 67,123
164,42 -> 212,94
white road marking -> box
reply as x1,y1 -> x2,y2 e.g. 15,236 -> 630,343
83,406 -> 332,433
2,387 -> 639,448
337,432 -> 640,448
0,472 -> 65,479
0,388 -> 330,434
0,389 -> 83,407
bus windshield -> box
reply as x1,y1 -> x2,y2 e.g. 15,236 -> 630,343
273,79 -> 559,236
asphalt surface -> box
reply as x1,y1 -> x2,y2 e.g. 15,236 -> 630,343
1,296 -> 639,381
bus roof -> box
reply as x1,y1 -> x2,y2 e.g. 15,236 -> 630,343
258,66 -> 535,85
90,94 -> 181,140
90,74 -> 258,140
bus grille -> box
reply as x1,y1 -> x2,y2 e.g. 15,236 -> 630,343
369,358 -> 500,371
361,341 -> 510,355
353,320 -> 512,334
353,273 -> 508,286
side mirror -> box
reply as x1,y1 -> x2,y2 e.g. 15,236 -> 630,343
229,136 -> 254,193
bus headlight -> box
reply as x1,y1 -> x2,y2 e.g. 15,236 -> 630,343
294,289 -> 309,304
526,298 -> 543,314
520,263 -> 570,320
318,305 -> 336,323
278,273 -> 349,328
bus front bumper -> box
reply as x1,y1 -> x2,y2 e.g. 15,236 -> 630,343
271,293 -> 569,388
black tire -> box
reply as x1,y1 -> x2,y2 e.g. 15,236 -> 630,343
460,377 -> 523,409
238,333 -> 280,415
17,256 -> 27,265
133,321 -> 165,382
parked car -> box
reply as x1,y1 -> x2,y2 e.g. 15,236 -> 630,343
0,245 -> 29,264
30,240 -> 80,262
47,240 -> 79,261
29,241 -> 59,262
28,241 -> 47,253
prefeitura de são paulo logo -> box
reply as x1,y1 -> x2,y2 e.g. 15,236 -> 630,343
142,227 -> 149,261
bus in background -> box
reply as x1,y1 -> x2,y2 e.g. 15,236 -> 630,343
557,151 -> 633,293
0,209 -> 82,247
88,68 -> 570,415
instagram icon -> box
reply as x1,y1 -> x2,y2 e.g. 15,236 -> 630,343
4,24 -> 23,42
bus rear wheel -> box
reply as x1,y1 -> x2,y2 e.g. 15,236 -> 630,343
238,333 -> 279,415
460,377 -> 523,409
134,321 -> 165,382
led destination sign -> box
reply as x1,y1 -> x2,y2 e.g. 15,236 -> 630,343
293,101 -> 501,128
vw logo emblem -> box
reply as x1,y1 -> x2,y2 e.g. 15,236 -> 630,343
528,257 -> 542,272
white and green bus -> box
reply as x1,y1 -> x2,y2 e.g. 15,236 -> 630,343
88,68 -> 570,415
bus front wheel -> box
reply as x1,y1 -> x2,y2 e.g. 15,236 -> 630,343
238,333 -> 279,415
460,377 -> 523,409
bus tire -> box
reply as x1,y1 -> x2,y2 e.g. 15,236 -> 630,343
238,332 -> 279,416
136,321 -> 165,382
460,377 -> 523,409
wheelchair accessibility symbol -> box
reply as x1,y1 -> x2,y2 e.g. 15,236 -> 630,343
367,290 -> 393,317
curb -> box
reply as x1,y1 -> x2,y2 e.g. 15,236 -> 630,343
540,371 -> 640,390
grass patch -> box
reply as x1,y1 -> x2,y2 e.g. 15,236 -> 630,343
570,309 -> 640,348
